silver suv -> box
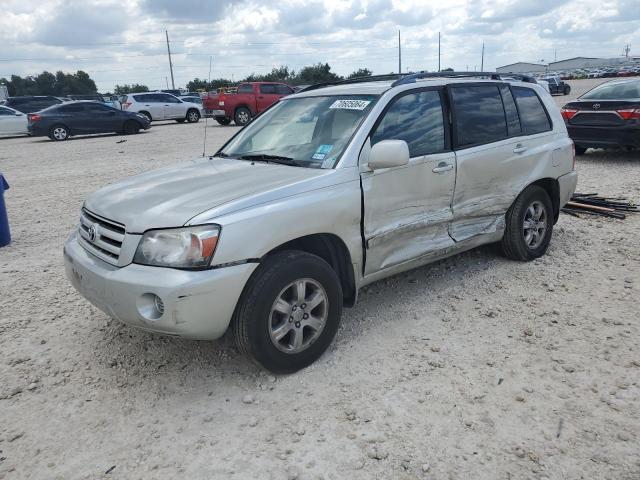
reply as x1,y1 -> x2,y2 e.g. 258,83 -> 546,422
120,92 -> 203,123
64,73 -> 578,373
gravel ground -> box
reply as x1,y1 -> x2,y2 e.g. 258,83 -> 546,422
0,79 -> 638,480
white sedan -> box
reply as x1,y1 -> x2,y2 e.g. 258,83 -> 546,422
0,105 -> 28,136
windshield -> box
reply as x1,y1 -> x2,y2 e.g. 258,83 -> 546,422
580,81 -> 640,100
219,94 -> 378,168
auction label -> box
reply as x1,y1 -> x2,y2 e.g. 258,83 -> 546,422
329,99 -> 371,110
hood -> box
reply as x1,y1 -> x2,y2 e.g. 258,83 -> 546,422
84,158 -> 330,233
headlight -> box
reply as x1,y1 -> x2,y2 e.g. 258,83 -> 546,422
133,225 -> 220,269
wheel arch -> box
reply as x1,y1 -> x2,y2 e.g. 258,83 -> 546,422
264,233 -> 357,307
527,177 -> 560,223
138,110 -> 152,120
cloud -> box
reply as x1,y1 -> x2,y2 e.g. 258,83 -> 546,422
138,0 -> 239,24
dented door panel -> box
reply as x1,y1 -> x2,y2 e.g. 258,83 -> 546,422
361,151 -> 456,275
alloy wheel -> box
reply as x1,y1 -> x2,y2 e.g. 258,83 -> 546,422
523,200 -> 547,249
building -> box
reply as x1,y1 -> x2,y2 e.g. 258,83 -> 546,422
496,62 -> 548,74
548,56 -> 629,70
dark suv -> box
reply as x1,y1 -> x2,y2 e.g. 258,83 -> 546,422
4,96 -> 63,113
540,76 -> 571,95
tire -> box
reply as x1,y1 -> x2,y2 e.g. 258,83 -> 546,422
176,119 -> 186,123
186,109 -> 200,123
500,185 -> 554,261
232,250 -> 343,374
139,111 -> 152,122
234,107 -> 251,126
575,145 -> 587,155
215,117 -> 231,126
564,85 -> 571,95
49,125 -> 69,141
123,120 -> 140,135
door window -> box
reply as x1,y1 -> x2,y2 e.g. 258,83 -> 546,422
0,107 -> 13,116
451,85 -> 508,147
260,84 -> 277,94
276,84 -> 294,95
512,87 -> 552,134
238,84 -> 253,93
371,90 -> 445,157
57,103 -> 86,113
85,103 -> 114,114
160,94 -> 181,103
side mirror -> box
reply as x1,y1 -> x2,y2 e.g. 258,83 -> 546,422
368,139 -> 410,170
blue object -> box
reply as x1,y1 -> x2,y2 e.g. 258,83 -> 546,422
0,174 -> 10,247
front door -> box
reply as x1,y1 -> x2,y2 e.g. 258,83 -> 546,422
160,93 -> 185,119
361,88 -> 456,275
256,84 -> 280,113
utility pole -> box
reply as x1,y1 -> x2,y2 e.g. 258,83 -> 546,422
554,49 -> 557,62
480,42 -> 484,71
438,32 -> 441,72
165,29 -> 175,90
398,30 -> 402,74
623,44 -> 630,58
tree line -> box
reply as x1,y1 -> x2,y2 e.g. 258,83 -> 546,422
0,63 -> 375,97
0,71 -> 98,96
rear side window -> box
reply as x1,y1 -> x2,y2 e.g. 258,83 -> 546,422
259,84 -> 276,94
500,85 -> 521,136
57,103 -> 86,113
512,87 -> 551,135
451,85 -> 507,147
371,90 -> 445,157
238,84 -> 253,94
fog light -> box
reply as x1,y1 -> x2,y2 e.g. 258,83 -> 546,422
136,293 -> 164,321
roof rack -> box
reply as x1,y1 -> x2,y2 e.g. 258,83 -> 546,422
298,74 -> 405,93
391,71 -> 538,87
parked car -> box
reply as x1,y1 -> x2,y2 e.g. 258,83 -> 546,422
63,73 -> 577,373
540,76 -> 571,95
0,105 -> 28,136
561,78 -> 640,154
4,95 -> 63,113
203,82 -> 294,126
120,92 -> 203,123
28,101 -> 151,141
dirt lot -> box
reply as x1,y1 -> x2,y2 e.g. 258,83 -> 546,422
0,79 -> 638,480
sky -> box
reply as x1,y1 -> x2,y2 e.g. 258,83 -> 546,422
1,0 -> 638,92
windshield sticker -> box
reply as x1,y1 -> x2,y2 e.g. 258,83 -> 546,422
311,144 -> 333,160
321,158 -> 334,169
329,99 -> 371,110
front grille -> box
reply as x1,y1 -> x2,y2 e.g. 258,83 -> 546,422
78,208 -> 125,265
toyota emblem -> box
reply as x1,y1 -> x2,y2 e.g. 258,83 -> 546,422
592,103 -> 600,110
88,224 -> 98,242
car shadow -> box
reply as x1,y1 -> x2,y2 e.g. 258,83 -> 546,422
32,131 -> 150,142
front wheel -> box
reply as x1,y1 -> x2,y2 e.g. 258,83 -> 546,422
232,251 -> 343,373
186,109 -> 200,123
501,185 -> 553,261
123,120 -> 140,135
49,125 -> 69,141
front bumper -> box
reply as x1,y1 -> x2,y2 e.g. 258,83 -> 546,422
63,232 -> 257,340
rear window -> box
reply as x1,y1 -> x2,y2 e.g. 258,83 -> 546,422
512,87 -> 551,135
581,82 -> 640,100
451,85 -> 507,147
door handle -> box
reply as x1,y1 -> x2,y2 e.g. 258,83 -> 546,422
432,162 -> 454,173
513,144 -> 527,154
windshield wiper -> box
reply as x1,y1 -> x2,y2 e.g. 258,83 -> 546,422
237,154 -> 305,167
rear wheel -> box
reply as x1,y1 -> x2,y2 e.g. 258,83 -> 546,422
186,109 -> 200,123
49,125 -> 69,141
501,185 -> 553,261
563,85 -> 571,95
234,107 -> 251,126
123,120 -> 140,135
232,251 -> 343,373
215,117 -> 231,126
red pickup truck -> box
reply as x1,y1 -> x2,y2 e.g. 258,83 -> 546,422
203,82 -> 295,126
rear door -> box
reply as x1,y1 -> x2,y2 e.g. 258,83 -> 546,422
55,103 -> 88,132
135,94 -> 164,120
257,84 -> 280,113
448,83 -> 527,241
361,88 -> 456,275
